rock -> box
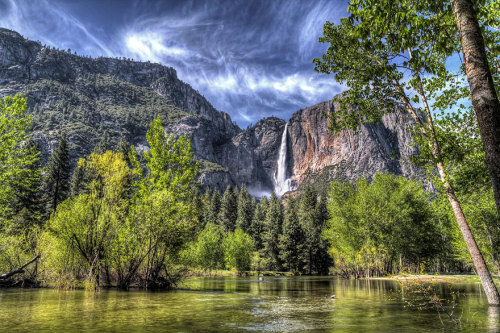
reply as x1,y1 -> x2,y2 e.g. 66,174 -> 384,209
0,28 -> 426,194
286,100 -> 427,192
0,28 -> 240,189
217,117 -> 285,193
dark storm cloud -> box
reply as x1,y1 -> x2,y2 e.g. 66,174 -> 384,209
1,0 -> 347,126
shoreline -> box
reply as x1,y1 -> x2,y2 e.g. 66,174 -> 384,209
368,274 -> 500,284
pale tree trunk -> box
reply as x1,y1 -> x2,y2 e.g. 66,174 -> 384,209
451,0 -> 500,219
393,63 -> 500,305
436,161 -> 500,305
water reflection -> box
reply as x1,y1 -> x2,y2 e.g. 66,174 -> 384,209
0,276 -> 494,332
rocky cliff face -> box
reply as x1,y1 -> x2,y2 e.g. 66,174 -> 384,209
0,28 -> 424,194
218,100 -> 424,195
217,117 -> 285,195
286,100 -> 424,192
0,28 -> 239,167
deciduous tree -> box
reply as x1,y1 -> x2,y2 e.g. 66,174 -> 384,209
314,0 -> 500,304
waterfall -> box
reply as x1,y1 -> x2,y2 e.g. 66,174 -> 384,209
274,123 -> 292,196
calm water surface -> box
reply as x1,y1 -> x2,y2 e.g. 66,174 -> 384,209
0,276 -> 498,332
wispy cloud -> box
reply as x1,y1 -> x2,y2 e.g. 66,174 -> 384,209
0,0 -> 347,126
0,0 -> 114,56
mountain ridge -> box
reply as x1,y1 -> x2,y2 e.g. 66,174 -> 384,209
0,28 -> 425,194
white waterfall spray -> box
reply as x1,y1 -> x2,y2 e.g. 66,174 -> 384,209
274,123 -> 292,196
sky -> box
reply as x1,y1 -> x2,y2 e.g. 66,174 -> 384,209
0,0 -> 348,127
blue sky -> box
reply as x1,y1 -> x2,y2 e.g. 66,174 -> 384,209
0,0 -> 349,127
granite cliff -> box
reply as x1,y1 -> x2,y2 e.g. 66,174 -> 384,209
0,28 -> 239,167
0,28 -> 424,194
220,100 -> 424,195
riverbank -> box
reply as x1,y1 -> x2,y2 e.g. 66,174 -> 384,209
370,273 -> 500,285
183,270 -> 295,277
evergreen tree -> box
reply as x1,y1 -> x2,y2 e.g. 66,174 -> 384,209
298,186 -> 323,274
192,190 -> 205,232
236,184 -> 253,233
313,194 -> 332,275
206,190 -> 221,225
201,189 -> 212,227
93,131 -> 108,155
263,192 -> 283,271
0,95 -> 40,220
279,199 -> 305,273
115,135 -> 130,164
250,197 -> 266,250
44,132 -> 70,214
10,139 -> 44,231
218,185 -> 238,232
69,159 -> 85,197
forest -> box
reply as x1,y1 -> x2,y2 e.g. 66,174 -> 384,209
0,88 -> 498,293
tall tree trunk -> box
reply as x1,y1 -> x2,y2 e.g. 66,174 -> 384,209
451,0 -> 500,219
437,161 -> 500,305
394,63 -> 500,305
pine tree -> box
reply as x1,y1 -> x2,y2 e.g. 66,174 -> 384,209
218,185 -> 238,232
250,197 -> 266,250
279,199 -> 305,273
263,192 -> 283,271
11,139 -> 44,230
200,189 -> 212,227
0,95 -> 41,220
70,159 -> 85,197
93,131 -> 108,154
192,190 -> 205,232
313,194 -> 331,275
236,184 -> 253,233
298,186 -> 320,275
115,135 -> 130,164
44,132 -> 71,214
206,190 -> 221,225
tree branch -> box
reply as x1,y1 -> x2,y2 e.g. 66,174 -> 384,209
0,255 -> 40,280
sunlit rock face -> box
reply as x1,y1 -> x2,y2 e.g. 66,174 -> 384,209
0,28 -> 425,194
286,100 -> 424,190
219,101 -> 424,195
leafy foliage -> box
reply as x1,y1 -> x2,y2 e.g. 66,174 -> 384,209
0,95 -> 41,221
43,116 -> 199,289
324,174 -> 441,278
223,228 -> 254,273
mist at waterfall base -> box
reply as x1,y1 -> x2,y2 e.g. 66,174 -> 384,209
247,186 -> 272,199
244,123 -> 296,198
245,123 -> 295,198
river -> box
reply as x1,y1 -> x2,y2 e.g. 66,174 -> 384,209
0,276 -> 498,332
